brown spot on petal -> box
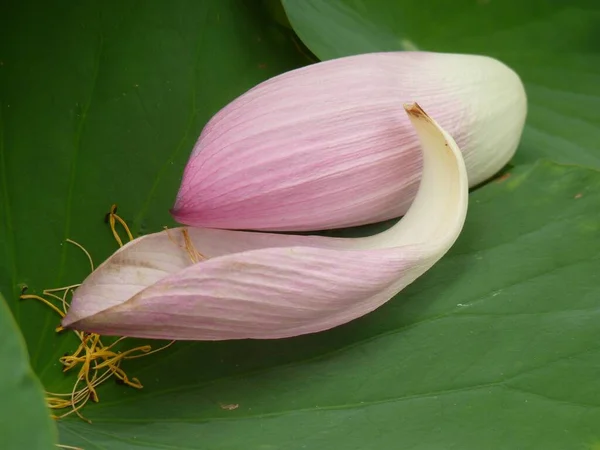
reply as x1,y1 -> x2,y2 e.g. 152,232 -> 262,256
404,102 -> 428,119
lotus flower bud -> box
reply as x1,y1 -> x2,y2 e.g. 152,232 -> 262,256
172,51 -> 526,231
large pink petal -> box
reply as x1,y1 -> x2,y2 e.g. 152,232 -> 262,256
70,245 -> 428,340
172,51 -> 525,231
62,103 -> 468,339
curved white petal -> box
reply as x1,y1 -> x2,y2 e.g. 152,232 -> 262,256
62,103 -> 468,340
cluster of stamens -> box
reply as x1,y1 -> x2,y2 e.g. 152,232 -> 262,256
20,205 -> 174,427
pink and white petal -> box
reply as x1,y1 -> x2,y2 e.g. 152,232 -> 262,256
63,227 -> 347,327
63,103 -> 468,339
172,51 -> 524,231
71,245 -> 430,340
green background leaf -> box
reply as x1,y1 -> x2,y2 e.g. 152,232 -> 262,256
43,162 -> 600,449
0,0 -> 306,447
282,0 -> 600,168
2,0 -> 600,449
0,295 -> 56,449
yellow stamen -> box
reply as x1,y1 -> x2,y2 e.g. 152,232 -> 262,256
108,204 -> 133,247
108,204 -> 124,247
164,226 -> 207,264
126,339 -> 175,359
65,238 -> 95,271
181,228 -> 206,263
164,225 -> 178,246
44,284 -> 82,293
93,345 -> 151,369
20,294 -> 65,318
22,204 -> 177,427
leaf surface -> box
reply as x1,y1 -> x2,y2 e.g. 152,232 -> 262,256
41,162 -> 600,448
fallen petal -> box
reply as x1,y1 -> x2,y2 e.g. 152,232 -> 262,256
172,51 -> 524,231
62,103 -> 468,340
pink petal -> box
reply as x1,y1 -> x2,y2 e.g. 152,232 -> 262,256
69,245 -> 426,340
62,103 -> 468,340
172,51 -> 525,231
